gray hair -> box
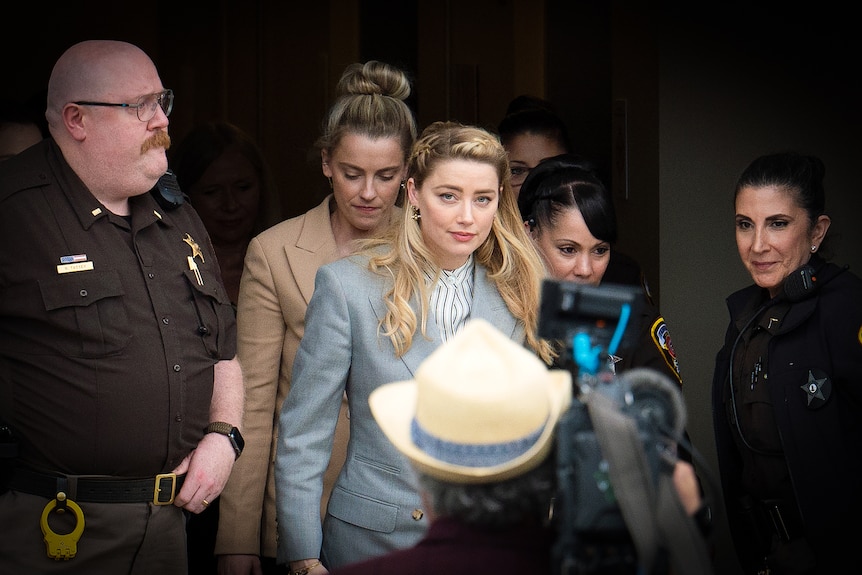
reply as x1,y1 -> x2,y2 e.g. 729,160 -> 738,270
417,450 -> 556,529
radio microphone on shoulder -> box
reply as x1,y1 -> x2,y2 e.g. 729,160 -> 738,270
780,264 -> 817,303
779,261 -> 850,303
151,169 -> 186,210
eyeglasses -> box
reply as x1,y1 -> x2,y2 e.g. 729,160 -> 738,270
73,89 -> 174,122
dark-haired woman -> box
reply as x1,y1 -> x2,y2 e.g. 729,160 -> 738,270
712,152 -> 862,575
517,153 -> 682,383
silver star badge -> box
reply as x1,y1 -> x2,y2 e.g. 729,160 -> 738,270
801,369 -> 829,408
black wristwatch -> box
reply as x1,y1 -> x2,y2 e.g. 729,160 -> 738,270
205,422 -> 244,459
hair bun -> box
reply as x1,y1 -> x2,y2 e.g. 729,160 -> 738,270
337,60 -> 411,101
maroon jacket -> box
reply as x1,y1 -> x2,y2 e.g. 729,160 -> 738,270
330,516 -> 551,575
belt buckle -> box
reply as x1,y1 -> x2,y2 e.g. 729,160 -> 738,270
153,473 -> 177,505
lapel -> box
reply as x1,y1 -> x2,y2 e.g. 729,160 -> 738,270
368,286 -> 441,378
471,264 -> 517,338
371,263 -> 518,377
399,314 -> 442,377
285,195 -> 337,305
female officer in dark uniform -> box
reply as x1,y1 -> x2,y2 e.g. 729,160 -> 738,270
712,152 -> 862,575
517,154 -> 682,386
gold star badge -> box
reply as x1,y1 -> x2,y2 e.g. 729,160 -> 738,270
183,233 -> 205,263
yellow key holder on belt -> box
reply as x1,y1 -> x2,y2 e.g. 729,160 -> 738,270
40,492 -> 85,560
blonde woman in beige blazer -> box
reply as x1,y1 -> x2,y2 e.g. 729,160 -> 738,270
216,60 -> 416,575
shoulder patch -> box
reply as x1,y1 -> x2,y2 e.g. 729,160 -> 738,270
650,316 -> 682,384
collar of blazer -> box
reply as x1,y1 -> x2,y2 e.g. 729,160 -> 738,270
371,264 -> 519,376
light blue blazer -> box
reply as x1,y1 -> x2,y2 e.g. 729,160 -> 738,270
274,253 -> 523,569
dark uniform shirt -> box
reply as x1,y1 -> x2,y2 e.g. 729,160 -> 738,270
712,258 -> 862,573
601,254 -> 681,385
549,286 -> 688,455
728,298 -> 795,504
0,139 -> 237,477
612,302 -> 682,385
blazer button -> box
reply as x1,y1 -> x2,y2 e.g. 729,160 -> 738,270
411,509 -> 424,521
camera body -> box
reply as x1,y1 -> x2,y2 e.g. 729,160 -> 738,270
539,280 -> 685,573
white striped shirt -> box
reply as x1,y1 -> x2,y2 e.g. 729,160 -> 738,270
428,255 -> 475,343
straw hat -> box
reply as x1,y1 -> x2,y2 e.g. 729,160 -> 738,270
369,318 -> 572,484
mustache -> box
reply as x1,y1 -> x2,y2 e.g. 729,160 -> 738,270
141,131 -> 171,154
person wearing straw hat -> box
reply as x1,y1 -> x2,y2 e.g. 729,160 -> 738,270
331,318 -> 571,574
331,318 -> 706,575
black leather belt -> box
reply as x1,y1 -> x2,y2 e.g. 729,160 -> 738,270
5,467 -> 185,505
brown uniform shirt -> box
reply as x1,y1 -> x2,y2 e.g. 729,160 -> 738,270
0,139 -> 237,477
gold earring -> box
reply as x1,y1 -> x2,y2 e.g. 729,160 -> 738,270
411,205 -> 421,221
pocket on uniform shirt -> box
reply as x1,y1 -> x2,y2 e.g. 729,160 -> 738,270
183,267 -> 234,359
38,269 -> 131,358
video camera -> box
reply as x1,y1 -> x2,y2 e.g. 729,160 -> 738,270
539,279 -> 687,574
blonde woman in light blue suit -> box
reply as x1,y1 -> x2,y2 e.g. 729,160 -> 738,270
217,61 -> 417,575
277,121 -> 555,574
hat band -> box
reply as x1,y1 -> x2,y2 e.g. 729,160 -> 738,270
410,418 -> 546,468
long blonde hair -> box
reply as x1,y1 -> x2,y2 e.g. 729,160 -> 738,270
359,121 -> 554,363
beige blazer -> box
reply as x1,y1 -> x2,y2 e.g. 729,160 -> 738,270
217,195 -> 380,557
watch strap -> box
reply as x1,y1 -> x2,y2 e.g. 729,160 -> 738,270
204,421 -> 243,459
205,421 -> 234,435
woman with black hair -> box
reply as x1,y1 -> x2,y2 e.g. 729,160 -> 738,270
712,152 -> 862,575
517,154 -> 682,383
